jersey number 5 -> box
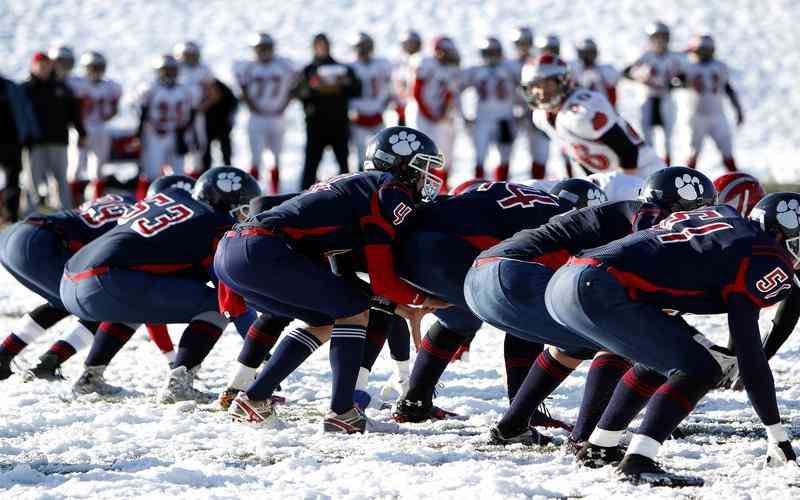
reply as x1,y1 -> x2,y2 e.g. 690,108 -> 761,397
656,209 -> 733,243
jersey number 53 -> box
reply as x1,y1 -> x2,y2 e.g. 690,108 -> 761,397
119,193 -> 195,238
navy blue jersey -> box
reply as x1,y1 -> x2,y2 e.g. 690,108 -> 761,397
245,171 -> 424,305
27,194 -> 135,251
66,189 -> 234,281
411,181 -> 573,249
578,204 -> 795,313
479,200 -> 665,269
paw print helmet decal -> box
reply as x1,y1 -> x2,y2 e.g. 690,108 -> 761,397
549,178 -> 608,209
750,192 -> 800,269
714,172 -> 765,217
364,126 -> 445,202
193,166 -> 262,219
639,166 -> 716,213
147,174 -> 197,198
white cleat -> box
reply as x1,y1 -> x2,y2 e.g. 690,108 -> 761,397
228,392 -> 277,425
157,365 -> 214,404
72,365 -> 123,396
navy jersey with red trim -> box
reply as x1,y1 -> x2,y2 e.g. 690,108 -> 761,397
66,189 -> 234,280
479,200 -> 665,269
579,204 -> 795,313
27,194 -> 135,250
411,181 -> 573,249
246,171 -> 424,304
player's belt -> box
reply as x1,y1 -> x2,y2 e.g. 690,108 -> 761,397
224,227 -> 277,238
472,256 -> 504,268
23,219 -> 85,252
567,257 -> 604,267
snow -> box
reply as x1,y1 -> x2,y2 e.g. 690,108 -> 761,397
2,1 -> 800,498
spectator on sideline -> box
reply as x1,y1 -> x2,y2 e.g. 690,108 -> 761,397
0,72 -> 39,222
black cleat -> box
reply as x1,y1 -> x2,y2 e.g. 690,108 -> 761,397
488,425 -> 554,446
530,404 -> 574,432
392,399 -> 459,423
617,453 -> 704,487
562,436 -> 584,456
23,353 -> 65,382
0,354 -> 13,381
576,441 -> 626,468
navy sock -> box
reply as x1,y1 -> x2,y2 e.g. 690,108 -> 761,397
237,315 -> 288,368
0,334 -> 27,356
85,322 -> 136,367
174,320 -> 223,370
638,373 -> 713,443
247,328 -> 321,400
386,314 -> 410,362
48,341 -> 77,363
329,324 -> 366,414
596,364 -> 666,432
405,321 -> 464,403
571,353 -> 632,442
504,334 -> 543,402
498,349 -> 572,434
361,312 -> 390,371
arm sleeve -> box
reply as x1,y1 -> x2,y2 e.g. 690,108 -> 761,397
724,82 -> 742,111
598,123 -> 640,169
763,284 -> 800,360
728,293 -> 781,426
412,76 -> 437,121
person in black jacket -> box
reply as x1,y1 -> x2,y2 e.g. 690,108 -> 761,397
23,52 -> 86,210
0,73 -> 39,222
201,78 -> 238,172
294,33 -> 361,189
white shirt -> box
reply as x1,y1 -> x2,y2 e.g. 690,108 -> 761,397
234,58 -> 296,115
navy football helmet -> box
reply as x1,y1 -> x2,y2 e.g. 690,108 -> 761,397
146,174 -> 196,198
750,192 -> 800,269
193,166 -> 261,219
549,179 -> 608,209
639,167 -> 716,212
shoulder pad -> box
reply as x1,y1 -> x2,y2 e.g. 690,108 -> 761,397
558,90 -> 616,139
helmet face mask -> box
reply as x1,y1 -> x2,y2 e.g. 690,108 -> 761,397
520,76 -> 569,111
408,153 -> 445,202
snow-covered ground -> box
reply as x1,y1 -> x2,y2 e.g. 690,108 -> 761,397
3,1 -> 800,498
2,269 -> 800,499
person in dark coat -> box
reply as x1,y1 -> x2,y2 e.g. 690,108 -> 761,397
0,72 -> 39,221
201,78 -> 238,172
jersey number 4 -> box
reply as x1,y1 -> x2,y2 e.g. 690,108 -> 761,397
119,193 -> 194,238
656,209 -> 733,243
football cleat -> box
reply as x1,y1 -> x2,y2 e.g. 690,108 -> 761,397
72,365 -> 123,396
488,425 -> 554,446
216,387 -> 239,411
617,454 -> 704,487
530,405 -> 574,432
157,366 -> 214,404
576,441 -> 627,468
0,354 -> 13,381
392,399 -> 459,423
228,392 -> 277,425
23,353 -> 65,382
563,436 -> 584,456
323,406 -> 399,434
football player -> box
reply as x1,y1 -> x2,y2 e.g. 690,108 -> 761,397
392,30 -> 422,126
349,32 -> 393,167
535,34 -> 561,57
174,41 -> 215,175
66,52 -> 122,202
216,127 -> 447,433
234,33 -> 296,194
520,53 -> 665,195
622,21 -> 686,164
460,37 -> 518,180
572,38 -> 619,108
135,55 -> 198,199
546,192 -> 800,485
60,167 -> 260,402
677,34 -> 743,172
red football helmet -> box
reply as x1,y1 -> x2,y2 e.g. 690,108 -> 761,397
713,172 -> 765,216
449,178 -> 487,196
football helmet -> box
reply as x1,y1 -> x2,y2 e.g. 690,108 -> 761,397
364,126 -> 445,202
520,53 -> 573,110
154,54 -> 179,86
174,41 -> 201,65
81,51 -> 107,80
147,174 -> 197,198
646,21 -> 670,52
689,34 -> 715,62
576,38 -> 598,66
639,166 -> 716,212
48,45 -> 75,72
714,172 -> 765,216
251,33 -> 275,62
352,32 -> 374,58
193,166 -> 261,219
510,26 -> 534,50
750,192 -> 800,269
549,179 -> 608,209
401,30 -> 422,55
535,34 -> 560,56
479,37 -> 503,65
433,36 -> 456,63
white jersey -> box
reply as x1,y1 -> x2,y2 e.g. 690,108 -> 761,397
460,62 -> 517,120
138,82 -> 197,132
627,50 -> 686,97
532,88 -> 664,176
572,62 -> 619,104
682,59 -> 730,115
178,63 -> 214,95
350,57 -> 394,120
413,57 -> 460,120
392,52 -> 421,107
77,79 -> 122,126
65,74 -> 87,95
234,58 -> 296,116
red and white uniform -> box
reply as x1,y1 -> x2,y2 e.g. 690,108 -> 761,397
460,61 -> 517,176
508,57 -> 551,172
572,62 -> 619,107
177,62 -> 214,172
392,52 -> 421,125
532,88 -> 665,198
682,59 -> 734,159
137,82 -> 197,180
234,57 -> 296,175
627,50 -> 686,159
349,57 -> 393,165
68,79 -> 122,183
408,57 -> 461,167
